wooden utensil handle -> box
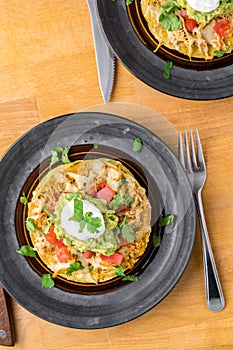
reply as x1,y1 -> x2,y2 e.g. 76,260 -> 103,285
0,284 -> 15,346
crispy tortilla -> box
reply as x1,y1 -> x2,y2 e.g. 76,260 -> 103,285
141,0 -> 233,59
27,158 -> 151,283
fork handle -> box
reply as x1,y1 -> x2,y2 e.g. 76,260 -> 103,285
194,191 -> 225,312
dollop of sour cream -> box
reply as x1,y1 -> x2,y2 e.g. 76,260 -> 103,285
186,0 -> 220,13
61,199 -> 105,241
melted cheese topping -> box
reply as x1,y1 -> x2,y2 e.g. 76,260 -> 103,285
60,199 -> 105,241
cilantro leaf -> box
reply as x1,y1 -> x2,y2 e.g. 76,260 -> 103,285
133,137 -> 143,152
50,146 -> 71,167
41,274 -> 55,288
115,266 -> 138,281
62,146 -> 71,164
84,212 -> 102,234
214,46 -> 230,57
69,199 -> 102,234
158,214 -> 174,227
115,265 -> 125,276
109,191 -> 134,211
163,61 -> 173,79
93,144 -> 99,148
126,0 -> 134,5
159,13 -> 182,31
121,224 -> 135,242
20,193 -> 28,205
153,234 -> 161,247
161,0 -> 181,13
122,275 -> 138,282
16,245 -> 37,257
66,262 -> 84,276
69,199 -> 84,223
25,218 -> 37,232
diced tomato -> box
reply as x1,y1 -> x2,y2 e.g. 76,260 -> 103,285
179,9 -> 188,19
97,181 -> 105,191
45,226 -> 59,245
100,252 -> 123,265
56,246 -> 70,263
82,250 -> 94,259
56,238 -> 65,248
184,18 -> 197,32
214,19 -> 232,37
96,186 -> 115,203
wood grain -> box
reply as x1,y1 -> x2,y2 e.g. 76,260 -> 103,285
0,1 -> 233,349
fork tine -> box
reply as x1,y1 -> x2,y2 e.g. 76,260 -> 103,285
196,128 -> 206,170
178,131 -> 185,167
184,129 -> 192,172
190,128 -> 198,170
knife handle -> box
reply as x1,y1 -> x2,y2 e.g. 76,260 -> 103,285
0,284 -> 15,346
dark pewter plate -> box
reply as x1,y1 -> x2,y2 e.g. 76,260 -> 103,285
96,0 -> 233,100
0,112 -> 196,329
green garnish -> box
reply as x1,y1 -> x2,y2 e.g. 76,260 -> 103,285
16,245 -> 37,257
89,266 -> 94,272
158,214 -> 175,227
66,262 -> 84,276
69,198 -> 84,222
163,61 -> 173,79
25,218 -> 37,232
62,146 -> 71,164
214,46 -> 231,57
159,0 -> 182,31
120,178 -> 128,185
50,146 -> 71,167
115,265 -> 125,276
153,234 -> 161,247
121,224 -> 135,242
65,192 -> 82,200
93,144 -> 99,148
126,0 -> 134,5
20,193 -> 28,205
159,13 -> 182,31
109,191 -> 134,211
69,198 -> 102,234
41,274 -> 55,288
83,212 -> 102,234
115,266 -> 138,281
122,275 -> 138,281
133,137 -> 143,152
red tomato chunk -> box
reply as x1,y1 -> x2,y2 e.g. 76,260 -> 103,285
96,186 -> 115,203
184,18 -> 197,32
100,252 -> 123,265
214,19 -> 232,37
82,250 -> 94,259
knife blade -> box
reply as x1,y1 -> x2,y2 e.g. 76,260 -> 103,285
0,285 -> 15,346
87,0 -> 115,104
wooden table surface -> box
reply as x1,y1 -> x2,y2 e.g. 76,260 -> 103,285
0,1 -> 233,349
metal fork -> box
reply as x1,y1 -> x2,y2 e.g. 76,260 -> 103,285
178,128 -> 225,312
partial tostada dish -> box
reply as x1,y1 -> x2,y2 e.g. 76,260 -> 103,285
140,0 -> 233,59
25,157 -> 151,284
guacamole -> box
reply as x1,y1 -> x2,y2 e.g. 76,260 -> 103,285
54,193 -> 120,255
177,0 -> 233,24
